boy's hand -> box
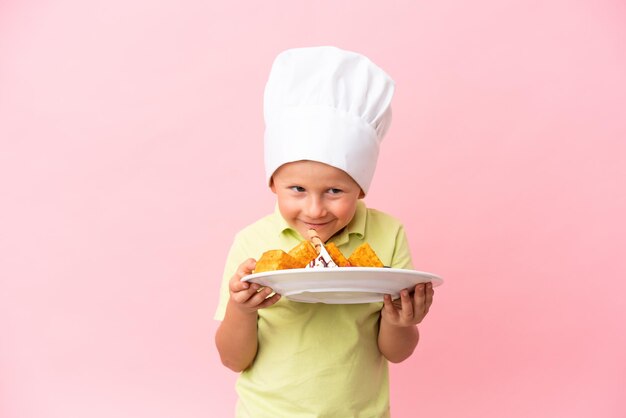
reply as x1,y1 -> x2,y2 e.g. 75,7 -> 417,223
229,258 -> 281,314
381,282 -> 434,328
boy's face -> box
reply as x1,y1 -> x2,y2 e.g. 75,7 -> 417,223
270,160 -> 363,243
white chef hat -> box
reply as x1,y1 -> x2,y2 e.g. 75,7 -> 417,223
263,46 -> 395,195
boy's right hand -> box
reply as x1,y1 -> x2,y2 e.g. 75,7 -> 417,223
229,258 -> 281,314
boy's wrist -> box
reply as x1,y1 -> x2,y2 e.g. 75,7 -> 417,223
226,298 -> 260,319
380,313 -> 419,329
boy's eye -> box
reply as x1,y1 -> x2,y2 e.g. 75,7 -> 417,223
290,186 -> 306,192
327,188 -> 343,194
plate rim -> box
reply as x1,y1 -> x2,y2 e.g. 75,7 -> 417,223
242,266 -> 443,284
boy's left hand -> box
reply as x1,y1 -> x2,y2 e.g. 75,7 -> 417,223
381,283 -> 434,327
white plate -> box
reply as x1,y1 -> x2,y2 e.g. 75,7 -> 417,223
242,267 -> 443,304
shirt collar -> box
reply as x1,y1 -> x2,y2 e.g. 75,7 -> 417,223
275,200 -> 367,244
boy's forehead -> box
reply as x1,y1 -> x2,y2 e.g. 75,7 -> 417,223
272,160 -> 360,187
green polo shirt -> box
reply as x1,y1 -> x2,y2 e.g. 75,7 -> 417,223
215,200 -> 413,418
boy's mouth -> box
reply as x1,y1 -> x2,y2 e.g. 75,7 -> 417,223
303,221 -> 331,230
300,220 -> 343,242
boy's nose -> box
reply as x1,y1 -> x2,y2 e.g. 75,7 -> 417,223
305,197 -> 327,219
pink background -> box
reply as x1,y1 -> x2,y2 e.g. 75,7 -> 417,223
1,1 -> 625,417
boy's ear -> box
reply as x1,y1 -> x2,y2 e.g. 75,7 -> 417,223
359,189 -> 365,199
270,178 -> 277,194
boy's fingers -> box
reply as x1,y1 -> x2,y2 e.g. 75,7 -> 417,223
400,289 -> 413,320
247,287 -> 274,306
425,283 -> 434,306
423,283 -> 434,314
231,284 -> 260,304
230,275 -> 257,292
230,258 -> 258,292
230,279 -> 249,292
383,294 -> 398,319
412,284 -> 426,313
257,292 -> 281,309
238,258 -> 257,277
243,258 -> 257,272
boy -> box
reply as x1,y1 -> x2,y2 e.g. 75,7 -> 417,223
215,46 -> 435,417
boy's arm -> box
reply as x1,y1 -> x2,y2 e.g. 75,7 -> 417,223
215,301 -> 260,372
378,319 -> 419,363
215,259 -> 280,372
378,283 -> 434,363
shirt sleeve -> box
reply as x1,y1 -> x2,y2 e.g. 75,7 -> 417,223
390,224 -> 414,270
